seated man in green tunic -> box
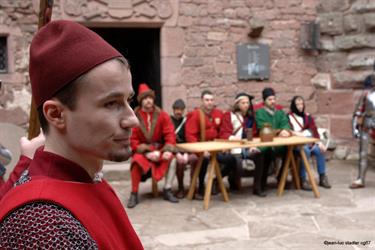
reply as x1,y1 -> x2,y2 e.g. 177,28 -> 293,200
255,87 -> 291,191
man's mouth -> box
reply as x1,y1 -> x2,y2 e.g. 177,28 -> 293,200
113,137 -> 130,145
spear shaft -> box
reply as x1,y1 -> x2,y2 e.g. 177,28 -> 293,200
27,0 -> 54,139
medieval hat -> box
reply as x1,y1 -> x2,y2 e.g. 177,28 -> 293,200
172,99 -> 186,109
29,20 -> 122,108
262,87 -> 276,101
235,92 -> 254,103
137,83 -> 155,103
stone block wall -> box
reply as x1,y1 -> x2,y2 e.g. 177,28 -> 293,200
0,0 -> 39,127
316,0 -> 375,151
175,0 -> 319,114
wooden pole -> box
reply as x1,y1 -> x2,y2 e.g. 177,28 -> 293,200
27,0 -> 54,139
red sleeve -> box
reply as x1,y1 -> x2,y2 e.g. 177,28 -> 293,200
252,117 -> 258,137
253,102 -> 263,112
219,112 -> 233,139
185,110 -> 200,142
161,112 -> 176,145
0,155 -> 31,199
306,114 -> 320,139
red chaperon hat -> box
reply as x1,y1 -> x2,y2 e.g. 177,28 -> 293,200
137,83 -> 155,103
29,20 -> 122,108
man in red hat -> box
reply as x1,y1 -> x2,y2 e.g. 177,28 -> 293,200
0,20 -> 143,249
127,83 -> 178,208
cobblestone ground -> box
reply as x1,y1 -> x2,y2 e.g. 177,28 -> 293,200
106,160 -> 375,250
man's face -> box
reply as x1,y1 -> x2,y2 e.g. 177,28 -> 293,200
238,97 -> 250,113
64,59 -> 139,162
141,96 -> 154,110
264,96 -> 276,109
173,108 -> 185,119
202,94 -> 214,112
295,98 -> 304,113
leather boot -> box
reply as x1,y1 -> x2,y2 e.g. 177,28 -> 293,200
319,174 -> 331,189
127,192 -> 138,208
349,179 -> 365,189
194,185 -> 204,200
176,187 -> 185,199
253,189 -> 267,197
163,188 -> 179,203
301,179 -> 312,191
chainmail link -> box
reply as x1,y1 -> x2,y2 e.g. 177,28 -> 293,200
0,202 -> 98,249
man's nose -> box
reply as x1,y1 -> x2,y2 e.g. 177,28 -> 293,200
121,107 -> 139,129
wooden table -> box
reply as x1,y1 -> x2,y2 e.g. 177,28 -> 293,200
177,136 -> 320,210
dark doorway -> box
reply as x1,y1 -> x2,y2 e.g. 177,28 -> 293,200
91,27 -> 161,108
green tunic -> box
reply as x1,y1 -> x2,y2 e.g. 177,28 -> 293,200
255,107 -> 290,154
255,108 -> 290,131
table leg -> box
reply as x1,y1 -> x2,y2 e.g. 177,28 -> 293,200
203,156 -> 215,210
277,146 -> 292,196
213,154 -> 229,203
187,153 -> 203,200
300,148 -> 320,198
290,146 -> 301,189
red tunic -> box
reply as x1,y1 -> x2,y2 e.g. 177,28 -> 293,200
288,112 -> 320,139
185,108 -> 223,142
130,106 -> 176,181
0,150 -> 143,250
0,155 -> 31,199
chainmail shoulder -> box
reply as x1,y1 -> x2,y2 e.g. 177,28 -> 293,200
0,202 -> 98,249
14,169 -> 31,187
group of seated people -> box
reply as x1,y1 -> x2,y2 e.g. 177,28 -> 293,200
126,84 -> 331,209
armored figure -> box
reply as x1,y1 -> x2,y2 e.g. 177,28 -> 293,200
350,63 -> 375,189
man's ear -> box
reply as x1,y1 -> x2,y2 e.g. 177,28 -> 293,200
43,99 -> 66,131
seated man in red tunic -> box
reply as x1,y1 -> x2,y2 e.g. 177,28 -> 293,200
185,90 -> 235,199
0,21 -> 143,249
127,83 -> 178,208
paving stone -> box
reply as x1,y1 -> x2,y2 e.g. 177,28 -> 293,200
106,159 -> 375,249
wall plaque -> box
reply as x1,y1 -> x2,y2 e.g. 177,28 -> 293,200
236,43 -> 269,80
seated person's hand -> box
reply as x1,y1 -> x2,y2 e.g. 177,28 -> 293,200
145,151 -> 160,162
176,152 -> 188,164
249,147 -> 260,153
279,129 -> 290,137
20,132 -> 45,159
317,141 -> 327,152
162,151 -> 173,161
229,135 -> 241,140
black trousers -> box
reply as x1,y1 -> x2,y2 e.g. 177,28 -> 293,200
197,153 -> 237,194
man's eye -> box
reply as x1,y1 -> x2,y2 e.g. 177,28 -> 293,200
105,101 -> 120,108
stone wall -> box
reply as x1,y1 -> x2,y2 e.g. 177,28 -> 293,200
174,0 -> 318,113
0,0 -> 373,157
0,0 -> 38,127
316,0 -> 375,153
